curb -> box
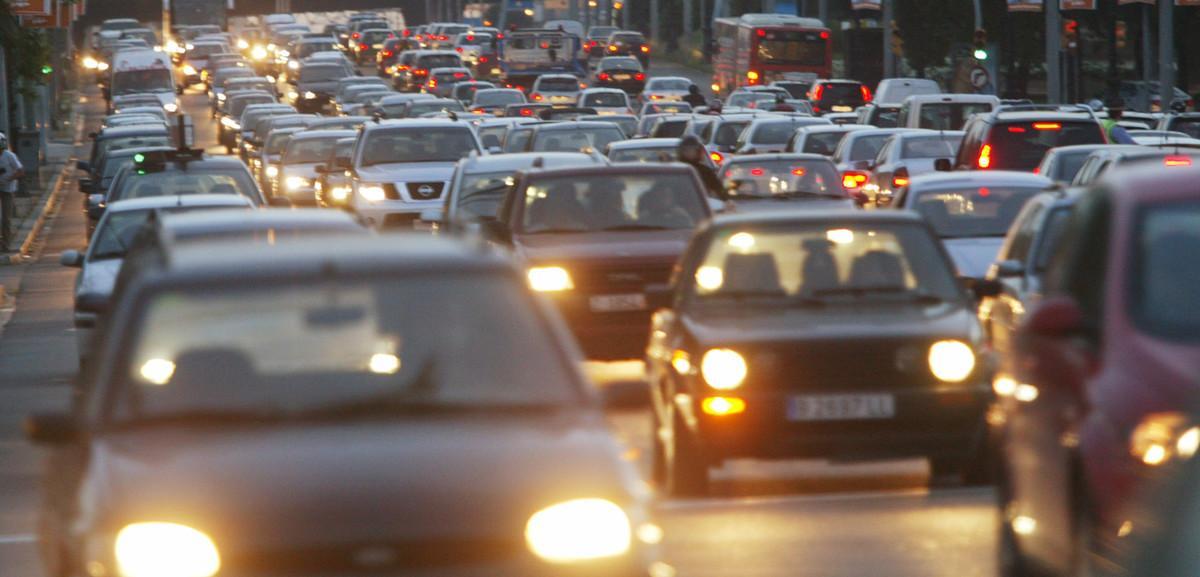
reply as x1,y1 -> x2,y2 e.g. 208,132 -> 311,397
4,114 -> 84,267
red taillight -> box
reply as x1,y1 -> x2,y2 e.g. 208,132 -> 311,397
429,78 -> 438,87
519,108 -> 534,116
634,72 -> 645,81
598,72 -> 610,81
456,47 -> 463,52
892,168 -> 909,189
608,45 -> 618,52
977,144 -> 993,169
749,168 -> 765,176
640,45 -> 650,53
756,29 -> 765,37
860,85 -> 872,103
454,72 -> 466,79
978,187 -> 990,197
531,93 -> 542,101
382,50 -> 393,57
479,56 -> 489,63
841,171 -> 868,189
398,65 -> 409,71
650,94 -> 662,100
1007,126 -> 1027,133
497,33 -> 504,39
352,32 -> 360,39
414,68 -> 428,76
467,34 -> 475,41
791,168 -> 806,176
812,83 -> 824,101
359,43 -> 369,51
820,30 -> 830,39
1164,155 -> 1193,167
1032,122 -> 1061,131
439,35 -> 448,41
710,151 -> 723,164
403,29 -> 412,37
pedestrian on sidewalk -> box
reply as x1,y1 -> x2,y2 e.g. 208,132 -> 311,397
0,133 -> 24,252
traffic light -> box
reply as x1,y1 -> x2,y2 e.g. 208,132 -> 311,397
40,64 -> 52,75
972,28 -> 988,61
1116,20 -> 1127,49
1063,19 -> 1079,51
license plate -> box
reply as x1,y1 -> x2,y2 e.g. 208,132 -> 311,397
371,43 -> 383,49
832,105 -> 853,112
614,74 -> 631,80
589,293 -> 647,312
787,394 -> 895,421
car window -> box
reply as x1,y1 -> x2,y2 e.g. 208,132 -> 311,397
900,135 -> 960,159
751,122 -> 800,145
285,138 -> 339,164
90,210 -> 154,260
531,127 -> 623,153
1003,203 -> 1044,264
474,90 -> 524,106
848,134 -> 890,162
300,65 -> 347,82
361,127 -> 478,165
986,121 -> 1106,171
1051,150 -> 1092,183
689,223 -> 960,303
1166,117 -> 1200,139
520,173 -> 705,233
113,169 -> 259,203
914,186 -> 1040,238
455,170 -> 516,219
111,274 -> 582,423
801,131 -> 846,156
537,77 -> 581,91
916,103 -> 993,130
649,79 -> 690,91
583,92 -> 627,107
610,147 -> 677,163
1033,206 -> 1071,272
715,121 -> 749,147
1131,201 -> 1200,341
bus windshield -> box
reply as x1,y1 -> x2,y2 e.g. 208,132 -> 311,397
756,30 -> 826,67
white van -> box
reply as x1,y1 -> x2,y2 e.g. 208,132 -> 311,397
873,78 -> 940,106
109,49 -> 180,113
898,93 -> 1000,130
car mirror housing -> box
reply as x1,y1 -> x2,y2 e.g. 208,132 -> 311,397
24,413 -> 79,445
993,259 -> 1024,278
934,158 -> 953,172
59,249 -> 83,268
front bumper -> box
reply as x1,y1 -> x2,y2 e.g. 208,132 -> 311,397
354,199 -> 442,228
539,293 -> 660,360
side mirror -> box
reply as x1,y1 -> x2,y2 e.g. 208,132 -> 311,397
487,146 -> 502,155
992,259 -> 1024,279
934,158 -> 952,172
78,179 -> 95,193
25,412 -> 79,445
1024,297 -> 1085,339
59,249 -> 83,268
480,218 -> 511,243
75,160 -> 92,172
419,208 -> 443,223
706,197 -> 728,213
268,196 -> 293,208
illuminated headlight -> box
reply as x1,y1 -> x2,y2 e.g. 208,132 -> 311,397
700,348 -> 747,390
97,61 -> 110,71
237,39 -> 250,50
83,56 -> 99,69
288,60 -> 300,70
304,91 -> 317,100
182,64 -> 197,76
162,102 -> 178,113
114,522 -> 220,577
220,117 -> 240,129
525,499 -> 631,563
1131,412 -> 1200,466
217,92 -> 226,101
329,185 -> 351,201
527,266 -> 574,292
358,184 -> 387,202
185,43 -> 195,50
927,340 -> 976,383
287,90 -> 299,101
285,176 -> 311,191
265,165 -> 279,179
251,46 -> 268,60
165,40 -> 180,53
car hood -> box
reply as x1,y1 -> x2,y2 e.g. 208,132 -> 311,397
731,197 -> 856,211
517,229 -> 692,264
941,237 -> 1004,279
684,300 -> 977,346
297,81 -> 339,93
356,162 -> 456,183
88,415 -> 641,554
76,258 -> 123,300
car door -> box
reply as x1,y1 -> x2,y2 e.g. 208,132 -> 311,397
985,200 -> 1044,360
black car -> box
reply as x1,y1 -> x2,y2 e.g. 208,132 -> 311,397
808,79 -> 871,116
643,210 -> 995,495
288,61 -> 352,113
605,31 -> 650,66
593,56 -> 646,95
485,164 -> 716,359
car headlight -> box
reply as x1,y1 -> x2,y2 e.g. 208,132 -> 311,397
1131,412 -> 1200,466
220,117 -> 239,129
97,61 -> 110,71
358,184 -> 387,202
527,266 -> 574,292
700,348 -> 747,390
927,340 -> 976,383
237,39 -> 249,50
114,522 -> 220,577
265,165 -> 279,179
287,90 -> 299,101
217,92 -> 226,101
251,46 -> 268,60
304,91 -> 317,99
182,65 -> 197,76
288,60 -> 300,70
525,498 -> 631,563
285,176 -> 311,191
83,56 -> 99,69
329,185 -> 351,201
163,102 -> 178,113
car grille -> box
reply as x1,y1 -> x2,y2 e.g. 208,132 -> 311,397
570,260 -> 674,292
405,182 -> 445,200
382,183 -> 402,200
743,337 -> 944,391
225,538 -> 520,573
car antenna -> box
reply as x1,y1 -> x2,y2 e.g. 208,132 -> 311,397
532,156 -> 544,168
447,111 -> 459,121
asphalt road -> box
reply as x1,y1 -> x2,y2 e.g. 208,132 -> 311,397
0,77 -> 999,577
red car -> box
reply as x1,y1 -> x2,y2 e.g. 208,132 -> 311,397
998,161 -> 1200,577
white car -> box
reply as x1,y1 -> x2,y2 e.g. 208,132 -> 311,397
530,74 -> 582,106
578,88 -> 632,115
350,119 -> 484,228
641,76 -> 693,103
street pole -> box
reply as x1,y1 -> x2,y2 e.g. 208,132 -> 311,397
972,0 -> 981,31
1046,0 -> 1061,103
818,0 -> 827,23
0,46 -> 8,141
882,0 -> 894,78
1158,0 -> 1173,110
1141,3 -> 1153,82
651,0 -> 660,41
683,0 -> 692,36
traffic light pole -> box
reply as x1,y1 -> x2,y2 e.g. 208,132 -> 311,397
1045,0 -> 1061,103
882,0 -> 894,78
1159,0 -> 1173,110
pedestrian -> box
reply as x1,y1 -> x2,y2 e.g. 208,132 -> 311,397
0,132 -> 24,252
683,84 -> 706,108
1101,97 -> 1137,145
769,93 -> 795,112
677,134 -> 727,201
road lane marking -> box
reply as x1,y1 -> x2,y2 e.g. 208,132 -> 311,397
0,534 -> 36,545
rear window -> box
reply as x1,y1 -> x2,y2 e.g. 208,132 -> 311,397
1049,150 -> 1092,183
600,58 -> 641,70
815,83 -> 863,101
914,186 -> 1041,238
900,135 -> 960,159
418,55 -> 461,69
846,134 -> 890,162
916,103 -> 993,130
532,126 -> 624,153
1166,117 -> 1200,139
538,77 -> 581,91
1132,202 -> 1200,341
582,92 -> 627,107
751,122 -> 800,145
801,132 -> 846,155
610,33 -> 645,43
986,121 -> 1105,171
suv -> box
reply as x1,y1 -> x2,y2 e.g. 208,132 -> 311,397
349,119 -> 483,228
808,79 -> 871,116
952,105 -> 1107,172
605,31 -> 650,66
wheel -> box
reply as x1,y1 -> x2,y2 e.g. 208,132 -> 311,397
666,411 -> 709,497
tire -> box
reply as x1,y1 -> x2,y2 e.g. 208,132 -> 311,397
666,411 -> 709,497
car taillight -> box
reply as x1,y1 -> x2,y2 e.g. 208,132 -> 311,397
608,45 -> 618,52
841,171 -> 868,189
640,45 -> 650,53
650,94 -> 662,100
382,50 -> 393,57
634,72 -> 645,81
892,167 -> 909,189
1165,155 -> 1193,167
519,108 -> 534,116
479,56 -> 489,63
749,168 -> 765,176
598,72 -> 610,81
403,29 -> 412,37
414,68 -> 428,76
352,32 -> 360,39
812,83 -> 823,100
531,93 -> 542,101
746,70 -> 759,84
456,47 -> 463,52
1032,122 -> 1061,130
860,85 -> 872,103
710,151 -> 723,164
360,43 -> 369,51
977,144 -> 993,169
429,78 -> 438,87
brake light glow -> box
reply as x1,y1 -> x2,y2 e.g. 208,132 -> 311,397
414,68 -> 428,76
428,78 -> 438,88
1033,122 -> 1061,131
710,151 -> 723,164
750,168 -> 765,176
634,72 -> 645,81
977,144 -> 993,169
1007,126 -> 1026,133
479,56 -> 489,63
791,168 -> 806,176
532,93 -> 542,101
352,32 -> 360,39
519,108 -> 534,116
456,47 -> 463,52
860,85 -> 872,103
747,70 -> 760,84
454,72 -> 467,79
359,43 -> 369,51
382,50 -> 393,57
1164,156 -> 1193,167
842,172 -> 868,189
598,72 -> 611,81
756,29 -> 766,37
892,168 -> 909,189
640,45 -> 650,53
812,83 -> 823,101
403,29 -> 412,37
978,187 -> 990,197
467,34 -> 475,41
820,30 -> 830,39
608,45 -> 618,52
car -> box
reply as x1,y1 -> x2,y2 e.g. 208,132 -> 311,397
998,163 -> 1200,577
30,234 -> 659,577
641,77 -> 694,103
474,117 -> 537,150
287,61 -> 352,112
313,137 -> 357,209
734,116 -> 833,155
897,94 -> 1000,131
375,37 -> 406,75
855,103 -> 903,128
808,80 -> 872,116
585,25 -> 619,58
451,31 -> 497,71
716,153 -> 851,210
470,88 -> 527,115
645,115 -> 694,139
639,101 -> 693,117
643,210 -> 995,495
523,121 -> 627,153
529,74 -> 583,106
786,124 -> 872,156
953,105 -> 1107,172
724,91 -> 776,111
423,66 -> 474,98
698,114 -> 758,164
386,97 -> 466,119
235,103 -> 296,160
333,76 -> 391,107
337,86 -> 397,116
59,194 -> 255,366
422,151 -> 607,231
1070,147 -> 1200,187
605,30 -> 651,65
606,138 -> 684,164
106,149 -> 274,210
769,80 -> 813,100
578,114 -> 639,142
98,113 -> 165,130
865,130 -> 964,206
81,145 -> 175,234
1156,112 -> 1200,138
450,80 -> 496,105
351,28 -> 396,64
304,115 -> 370,131
350,119 -> 483,228
1033,144 -> 1119,184
373,93 -> 437,117
502,103 -> 554,121
485,164 -> 716,359
395,50 -> 462,92
286,36 -> 342,71
832,128 -> 918,201
276,129 -> 358,206
179,40 -> 229,85
81,125 -> 173,182
592,56 -> 646,94
872,77 -> 941,106
892,171 -> 1051,279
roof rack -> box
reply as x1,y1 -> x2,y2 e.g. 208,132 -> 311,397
993,103 -> 1099,120
737,13 -> 825,28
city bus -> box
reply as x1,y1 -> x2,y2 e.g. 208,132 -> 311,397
712,13 -> 832,94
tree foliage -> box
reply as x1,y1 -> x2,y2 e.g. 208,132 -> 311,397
0,0 -> 53,83
894,0 -> 971,77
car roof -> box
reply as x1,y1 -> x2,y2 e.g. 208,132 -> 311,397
362,118 -> 474,130
1046,144 -> 1115,155
892,130 -> 964,140
288,129 -> 358,140
155,208 -> 363,237
608,138 -> 680,149
799,123 -> 872,133
522,163 -> 693,178
722,152 -> 832,163
907,170 -> 1052,190
105,194 -> 254,213
1099,162 -> 1200,204
460,151 -> 602,172
710,208 -> 926,229
532,121 -> 623,132
98,125 -> 170,137
903,93 -> 999,103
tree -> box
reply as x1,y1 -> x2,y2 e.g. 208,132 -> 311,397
894,0 -> 972,77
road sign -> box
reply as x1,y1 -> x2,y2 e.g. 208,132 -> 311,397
969,66 -> 990,89
10,0 -> 51,15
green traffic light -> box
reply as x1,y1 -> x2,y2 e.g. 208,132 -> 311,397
40,65 -> 52,75
973,49 -> 989,61
134,153 -> 146,163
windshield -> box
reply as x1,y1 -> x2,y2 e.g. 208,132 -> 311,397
520,173 -> 705,233
756,30 -> 826,67
720,159 -> 843,198
474,90 -> 524,106
97,135 -> 171,158
538,77 -> 580,92
456,170 -> 516,219
90,210 -> 153,260
914,186 -> 1041,238
916,103 -> 993,130
846,134 -> 891,162
285,138 -> 339,164
297,42 -> 340,57
187,44 -> 225,58
727,93 -> 773,108
986,121 -> 1106,170
1132,202 -> 1200,342
801,131 -> 848,155
406,101 -> 466,117
690,224 -> 960,304
583,92 -> 627,107
418,55 -> 461,69
360,127 -> 478,166
112,69 -> 173,94
610,146 -> 678,163
531,127 -> 624,152
648,79 -> 690,91
453,83 -> 490,99
900,135 -> 961,159
600,58 -> 641,70
300,65 -> 347,82
266,132 -> 298,154
751,122 -> 804,145
111,275 -> 580,423
112,168 -> 259,204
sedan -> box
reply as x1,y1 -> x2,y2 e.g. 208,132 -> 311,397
865,130 -> 963,206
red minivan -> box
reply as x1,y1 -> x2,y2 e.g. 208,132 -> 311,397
997,161 -> 1200,577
